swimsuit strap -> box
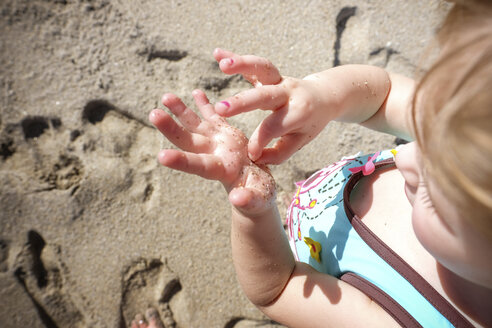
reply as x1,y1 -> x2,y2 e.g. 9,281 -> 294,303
343,159 -> 474,328
340,272 -> 423,327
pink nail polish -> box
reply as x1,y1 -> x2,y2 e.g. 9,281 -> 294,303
229,58 -> 234,65
220,101 -> 230,108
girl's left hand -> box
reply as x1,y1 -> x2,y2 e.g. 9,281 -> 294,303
213,48 -> 336,165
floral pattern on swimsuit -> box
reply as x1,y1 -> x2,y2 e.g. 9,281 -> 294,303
286,150 -> 395,267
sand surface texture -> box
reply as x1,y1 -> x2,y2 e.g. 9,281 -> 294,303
1,0 -> 448,327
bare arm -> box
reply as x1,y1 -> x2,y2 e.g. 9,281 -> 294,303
230,204 -> 398,328
358,72 -> 416,141
303,66 -> 415,140
229,204 -> 295,306
229,193 -> 398,327
260,262 -> 399,328
213,48 -> 416,163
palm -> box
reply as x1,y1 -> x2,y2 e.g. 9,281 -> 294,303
150,90 -> 275,213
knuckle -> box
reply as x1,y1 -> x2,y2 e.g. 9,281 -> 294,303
264,59 -> 274,70
171,102 -> 186,116
282,77 -> 299,90
290,97 -> 311,109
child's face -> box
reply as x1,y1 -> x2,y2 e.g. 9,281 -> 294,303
395,142 -> 492,288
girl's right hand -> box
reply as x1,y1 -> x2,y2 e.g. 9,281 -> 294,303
149,89 -> 276,216
213,48 -> 340,165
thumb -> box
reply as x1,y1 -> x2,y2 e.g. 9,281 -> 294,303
248,111 -> 285,161
254,134 -> 307,165
228,187 -> 275,215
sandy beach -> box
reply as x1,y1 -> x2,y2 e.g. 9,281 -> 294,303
0,0 -> 448,327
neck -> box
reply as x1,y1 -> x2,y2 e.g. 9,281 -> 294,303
437,263 -> 492,327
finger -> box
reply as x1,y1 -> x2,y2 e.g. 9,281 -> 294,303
248,109 -> 290,161
255,134 -> 306,165
145,308 -> 164,328
158,149 -> 226,181
149,109 -> 212,153
161,93 -> 201,132
225,55 -> 281,86
213,48 -> 282,86
192,89 -> 217,120
213,47 -> 237,62
214,85 -> 287,117
131,320 -> 139,328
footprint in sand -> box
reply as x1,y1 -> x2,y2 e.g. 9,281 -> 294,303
12,230 -> 86,328
1,97 -> 166,326
120,258 -> 189,328
78,98 -> 161,205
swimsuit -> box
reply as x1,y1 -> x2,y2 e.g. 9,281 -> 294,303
287,150 -> 473,328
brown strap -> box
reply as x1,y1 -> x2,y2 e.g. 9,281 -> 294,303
341,272 -> 422,328
343,159 -> 474,328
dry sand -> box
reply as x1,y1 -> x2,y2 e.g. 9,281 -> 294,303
0,0 -> 448,327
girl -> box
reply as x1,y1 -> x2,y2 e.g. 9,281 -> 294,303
148,1 -> 492,326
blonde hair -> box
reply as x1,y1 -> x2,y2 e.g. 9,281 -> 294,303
412,0 -> 492,237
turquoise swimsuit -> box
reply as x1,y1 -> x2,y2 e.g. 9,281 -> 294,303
287,150 -> 473,328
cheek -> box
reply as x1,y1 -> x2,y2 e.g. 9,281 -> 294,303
411,202 -> 433,250
411,193 -> 446,257
411,194 -> 459,266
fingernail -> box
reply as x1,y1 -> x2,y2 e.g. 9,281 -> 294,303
216,101 -> 230,111
149,109 -> 159,119
158,150 -> 168,164
248,151 -> 259,161
220,58 -> 233,66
